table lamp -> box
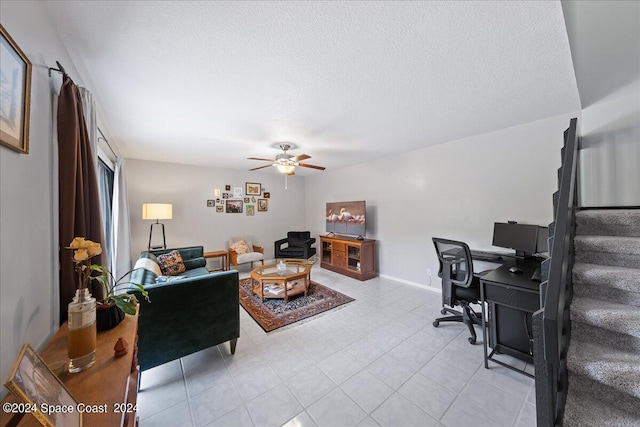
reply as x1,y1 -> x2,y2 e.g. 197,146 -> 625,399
142,203 -> 173,251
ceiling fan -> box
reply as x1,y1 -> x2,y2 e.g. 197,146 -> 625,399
248,144 -> 326,175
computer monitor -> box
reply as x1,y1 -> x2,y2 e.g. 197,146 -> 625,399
492,222 -> 548,258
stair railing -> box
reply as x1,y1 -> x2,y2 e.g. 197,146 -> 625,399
534,117 -> 579,426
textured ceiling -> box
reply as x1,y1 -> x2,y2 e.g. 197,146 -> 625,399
46,1 -> 580,175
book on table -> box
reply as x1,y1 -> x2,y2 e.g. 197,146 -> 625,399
264,281 -> 298,295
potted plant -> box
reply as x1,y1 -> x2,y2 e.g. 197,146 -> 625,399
69,238 -> 148,331
92,263 -> 149,330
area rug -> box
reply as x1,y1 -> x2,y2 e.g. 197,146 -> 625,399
239,278 -> 355,332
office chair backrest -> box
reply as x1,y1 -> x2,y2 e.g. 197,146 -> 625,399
432,238 -> 474,288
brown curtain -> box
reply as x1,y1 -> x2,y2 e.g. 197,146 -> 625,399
58,75 -> 104,324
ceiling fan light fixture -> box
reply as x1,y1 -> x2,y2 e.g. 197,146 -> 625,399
276,163 -> 295,174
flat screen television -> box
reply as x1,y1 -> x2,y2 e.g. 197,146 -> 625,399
326,200 -> 366,238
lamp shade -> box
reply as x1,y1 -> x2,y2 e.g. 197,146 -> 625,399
142,203 -> 173,220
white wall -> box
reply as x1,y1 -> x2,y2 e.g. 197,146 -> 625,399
306,112 -> 577,290
578,80 -> 640,207
125,159 -> 306,268
562,0 -> 640,207
0,1 -> 87,394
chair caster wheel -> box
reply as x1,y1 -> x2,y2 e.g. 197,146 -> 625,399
440,309 -> 447,315
433,321 -> 439,327
468,337 -> 476,345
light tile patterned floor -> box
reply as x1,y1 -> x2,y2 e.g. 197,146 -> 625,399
139,266 -> 536,427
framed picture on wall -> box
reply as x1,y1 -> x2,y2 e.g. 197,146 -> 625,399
4,344 -> 82,427
233,187 -> 243,198
216,206 -> 223,213
257,199 -> 268,212
206,199 -> 215,207
263,192 -> 270,199
0,24 -> 32,154
246,205 -> 255,216
245,182 -> 261,196
225,200 -> 243,213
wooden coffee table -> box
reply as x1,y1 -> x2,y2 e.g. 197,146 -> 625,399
250,263 -> 311,302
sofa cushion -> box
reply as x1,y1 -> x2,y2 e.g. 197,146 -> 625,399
183,256 -> 206,270
157,250 -> 186,276
279,247 -> 305,257
133,256 -> 162,277
230,240 -> 251,254
287,238 -> 306,248
237,252 -> 264,264
182,266 -> 209,278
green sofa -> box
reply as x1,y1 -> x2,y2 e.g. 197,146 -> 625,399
130,246 -> 239,372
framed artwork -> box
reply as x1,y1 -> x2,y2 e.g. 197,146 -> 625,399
225,199 -> 243,213
244,197 -> 250,203
233,187 -> 243,198
4,344 -> 82,427
246,205 -> 255,216
0,24 -> 32,154
263,192 -> 271,199
225,185 -> 231,191
245,182 -> 261,196
222,193 -> 229,199
206,199 -> 215,207
257,199 -> 268,212
215,198 -> 221,204
216,206 -> 223,213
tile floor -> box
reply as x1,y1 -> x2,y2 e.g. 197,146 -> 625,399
138,266 -> 536,427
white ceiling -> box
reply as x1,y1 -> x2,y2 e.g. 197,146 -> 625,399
46,0 -> 580,175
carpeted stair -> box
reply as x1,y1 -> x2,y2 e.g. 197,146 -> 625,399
563,209 -> 640,426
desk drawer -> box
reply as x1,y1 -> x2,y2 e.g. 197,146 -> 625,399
484,283 -> 539,312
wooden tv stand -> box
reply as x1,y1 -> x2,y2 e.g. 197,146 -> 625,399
320,235 -> 376,281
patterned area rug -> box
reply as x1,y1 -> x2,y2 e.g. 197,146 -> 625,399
239,278 -> 355,332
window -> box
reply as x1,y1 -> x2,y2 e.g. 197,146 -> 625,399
97,158 -> 114,272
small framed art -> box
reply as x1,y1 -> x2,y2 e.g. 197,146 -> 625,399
4,344 -> 82,427
246,205 -> 255,216
225,200 -> 243,213
257,199 -> 268,212
245,182 -> 261,196
0,25 -> 32,154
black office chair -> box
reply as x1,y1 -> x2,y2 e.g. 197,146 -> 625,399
432,238 -> 485,344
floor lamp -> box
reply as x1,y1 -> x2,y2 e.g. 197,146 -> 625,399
142,203 -> 173,251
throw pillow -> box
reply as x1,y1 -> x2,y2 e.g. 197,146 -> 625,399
156,250 -> 186,276
230,240 -> 250,254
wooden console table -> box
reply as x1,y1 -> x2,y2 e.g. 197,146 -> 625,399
1,311 -> 139,427
320,235 -> 376,281
204,250 -> 229,271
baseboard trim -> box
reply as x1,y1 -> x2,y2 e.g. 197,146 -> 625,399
378,273 -> 441,294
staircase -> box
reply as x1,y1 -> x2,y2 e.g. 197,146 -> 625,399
562,209 -> 640,426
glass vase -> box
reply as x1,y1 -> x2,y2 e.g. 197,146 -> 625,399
68,288 -> 97,373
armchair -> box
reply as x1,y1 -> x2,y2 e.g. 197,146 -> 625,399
431,238 -> 485,345
275,231 -> 316,261
228,238 -> 264,270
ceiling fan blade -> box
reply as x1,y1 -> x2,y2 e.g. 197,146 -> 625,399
249,164 -> 272,171
247,157 -> 275,162
298,162 -> 326,170
292,154 -> 311,162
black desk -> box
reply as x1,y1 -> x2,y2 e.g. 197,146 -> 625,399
479,258 -> 542,378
